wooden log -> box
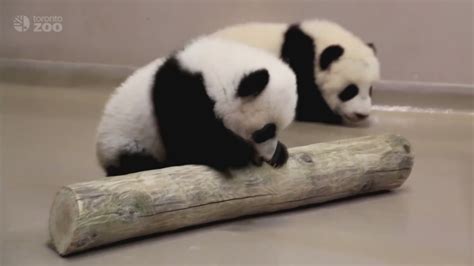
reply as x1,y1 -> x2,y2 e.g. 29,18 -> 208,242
49,134 -> 414,255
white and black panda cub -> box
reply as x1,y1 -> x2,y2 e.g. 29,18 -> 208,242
213,19 -> 380,124
96,37 -> 297,176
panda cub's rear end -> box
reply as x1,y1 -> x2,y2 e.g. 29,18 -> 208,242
96,37 -> 297,176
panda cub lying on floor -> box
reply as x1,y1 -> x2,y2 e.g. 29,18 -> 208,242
96,37 -> 297,176
213,19 -> 380,124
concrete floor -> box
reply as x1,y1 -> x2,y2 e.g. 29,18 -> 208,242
0,81 -> 472,265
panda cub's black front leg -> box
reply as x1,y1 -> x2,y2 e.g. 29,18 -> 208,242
267,141 -> 289,168
252,153 -> 264,167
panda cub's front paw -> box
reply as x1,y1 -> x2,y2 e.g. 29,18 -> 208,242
267,141 -> 289,168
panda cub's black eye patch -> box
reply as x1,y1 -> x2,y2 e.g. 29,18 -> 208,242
338,84 -> 359,102
252,123 -> 276,143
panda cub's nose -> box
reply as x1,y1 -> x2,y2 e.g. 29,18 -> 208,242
355,113 -> 369,120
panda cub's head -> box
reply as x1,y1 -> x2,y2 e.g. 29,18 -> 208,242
220,68 -> 294,166
317,43 -> 379,123
306,20 -> 380,124
178,37 -> 297,166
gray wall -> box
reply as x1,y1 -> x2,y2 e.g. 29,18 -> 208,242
1,0 -> 473,84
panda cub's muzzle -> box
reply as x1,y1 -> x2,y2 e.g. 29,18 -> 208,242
251,123 -> 289,168
254,139 -> 289,168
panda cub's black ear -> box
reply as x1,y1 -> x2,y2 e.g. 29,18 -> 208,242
367,42 -> 377,54
320,45 -> 344,70
237,69 -> 269,98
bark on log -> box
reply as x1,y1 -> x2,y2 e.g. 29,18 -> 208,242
49,134 -> 414,255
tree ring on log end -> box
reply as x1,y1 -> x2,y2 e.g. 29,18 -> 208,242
49,187 -> 78,256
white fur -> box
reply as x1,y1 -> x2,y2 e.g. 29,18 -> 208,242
213,19 -> 381,123
213,23 -> 288,55
96,37 -> 297,167
96,58 -> 166,167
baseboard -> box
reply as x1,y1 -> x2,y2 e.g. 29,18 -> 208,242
0,58 -> 135,88
376,80 -> 473,96
1,58 -> 472,111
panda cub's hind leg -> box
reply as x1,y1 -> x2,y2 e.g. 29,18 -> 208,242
105,152 -> 165,177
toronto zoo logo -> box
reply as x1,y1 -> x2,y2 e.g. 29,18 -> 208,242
13,15 -> 30,32
13,15 -> 63,32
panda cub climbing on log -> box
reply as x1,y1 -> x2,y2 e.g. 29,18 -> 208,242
213,19 -> 380,124
96,37 -> 297,176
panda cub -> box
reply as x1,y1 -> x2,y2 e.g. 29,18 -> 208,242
96,37 -> 297,176
213,19 -> 380,124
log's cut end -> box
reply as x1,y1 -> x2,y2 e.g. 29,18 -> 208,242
383,134 -> 414,189
49,187 -> 78,256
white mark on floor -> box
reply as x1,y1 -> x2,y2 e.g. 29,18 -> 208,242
373,105 -> 474,116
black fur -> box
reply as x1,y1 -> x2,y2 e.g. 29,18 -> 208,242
267,141 -> 288,167
151,57 -> 257,171
252,123 -> 276,143
106,152 -> 165,177
237,69 -> 269,97
367,42 -> 377,54
338,84 -> 359,102
320,45 -> 344,70
281,24 -> 342,124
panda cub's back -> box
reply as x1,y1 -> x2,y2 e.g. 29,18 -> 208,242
96,58 -> 166,168
212,23 -> 288,59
